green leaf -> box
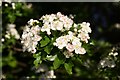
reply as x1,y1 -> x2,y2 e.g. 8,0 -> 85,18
15,11 -> 22,16
33,52 -> 42,67
64,62 -> 73,74
53,55 -> 64,69
40,36 -> 50,47
8,13 -> 16,23
34,56 -> 42,67
15,3 -> 22,10
33,52 -> 41,58
44,45 -> 53,54
8,59 -> 17,68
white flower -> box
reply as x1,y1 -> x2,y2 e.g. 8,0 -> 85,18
78,32 -> 90,43
114,52 -> 118,56
45,70 -> 56,79
73,23 -> 78,28
5,32 -> 10,39
35,64 -> 48,73
109,52 -> 118,56
74,28 -> 77,32
67,31 -> 75,40
5,24 -> 20,39
53,36 -> 68,49
5,3 -> 8,7
80,22 -> 91,33
99,58 -> 116,68
28,19 -> 39,26
62,16 -> 73,30
41,14 -> 57,23
63,51 -> 74,58
66,43 -> 74,52
72,37 -> 81,45
21,25 -> 41,53
55,12 -> 73,30
74,46 -> 86,54
41,22 -> 51,35
1,38 -> 5,42
11,3 -> 15,9
51,21 -> 63,31
31,48 -> 36,53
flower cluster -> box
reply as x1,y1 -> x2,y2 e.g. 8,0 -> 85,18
21,20 -> 42,53
40,12 -> 73,35
5,24 -> 20,39
98,51 -> 118,69
99,57 -> 116,68
54,22 -> 91,58
21,12 -> 92,58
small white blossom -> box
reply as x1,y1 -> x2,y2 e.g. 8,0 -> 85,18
11,3 -> 15,9
28,19 -> 39,26
5,3 -> 8,7
63,51 -> 74,58
72,37 -> 81,45
5,32 -> 10,39
5,24 -> 20,39
78,32 -> 90,43
109,52 -> 118,56
53,36 -> 68,49
45,70 -> 56,79
74,28 -> 77,32
66,43 -> 74,52
35,64 -> 48,73
114,52 -> 118,56
80,22 -> 91,33
74,45 -> 86,54
1,38 -> 5,42
41,22 -> 51,35
99,58 -> 116,68
52,21 -> 63,31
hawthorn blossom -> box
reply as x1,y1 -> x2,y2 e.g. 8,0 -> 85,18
45,70 -> 56,79
40,12 -> 74,35
66,43 -> 74,52
57,12 -> 73,30
11,3 -> 15,9
51,20 -> 63,31
99,57 -> 116,68
41,22 -> 51,35
21,12 -> 92,58
74,47 -> 86,54
53,36 -> 68,49
109,52 -> 118,56
21,25 -> 42,53
28,19 -> 39,26
5,24 -> 20,39
78,32 -> 90,43
63,51 -> 74,58
1,38 -> 5,42
72,37 -> 81,45
80,22 -> 92,33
